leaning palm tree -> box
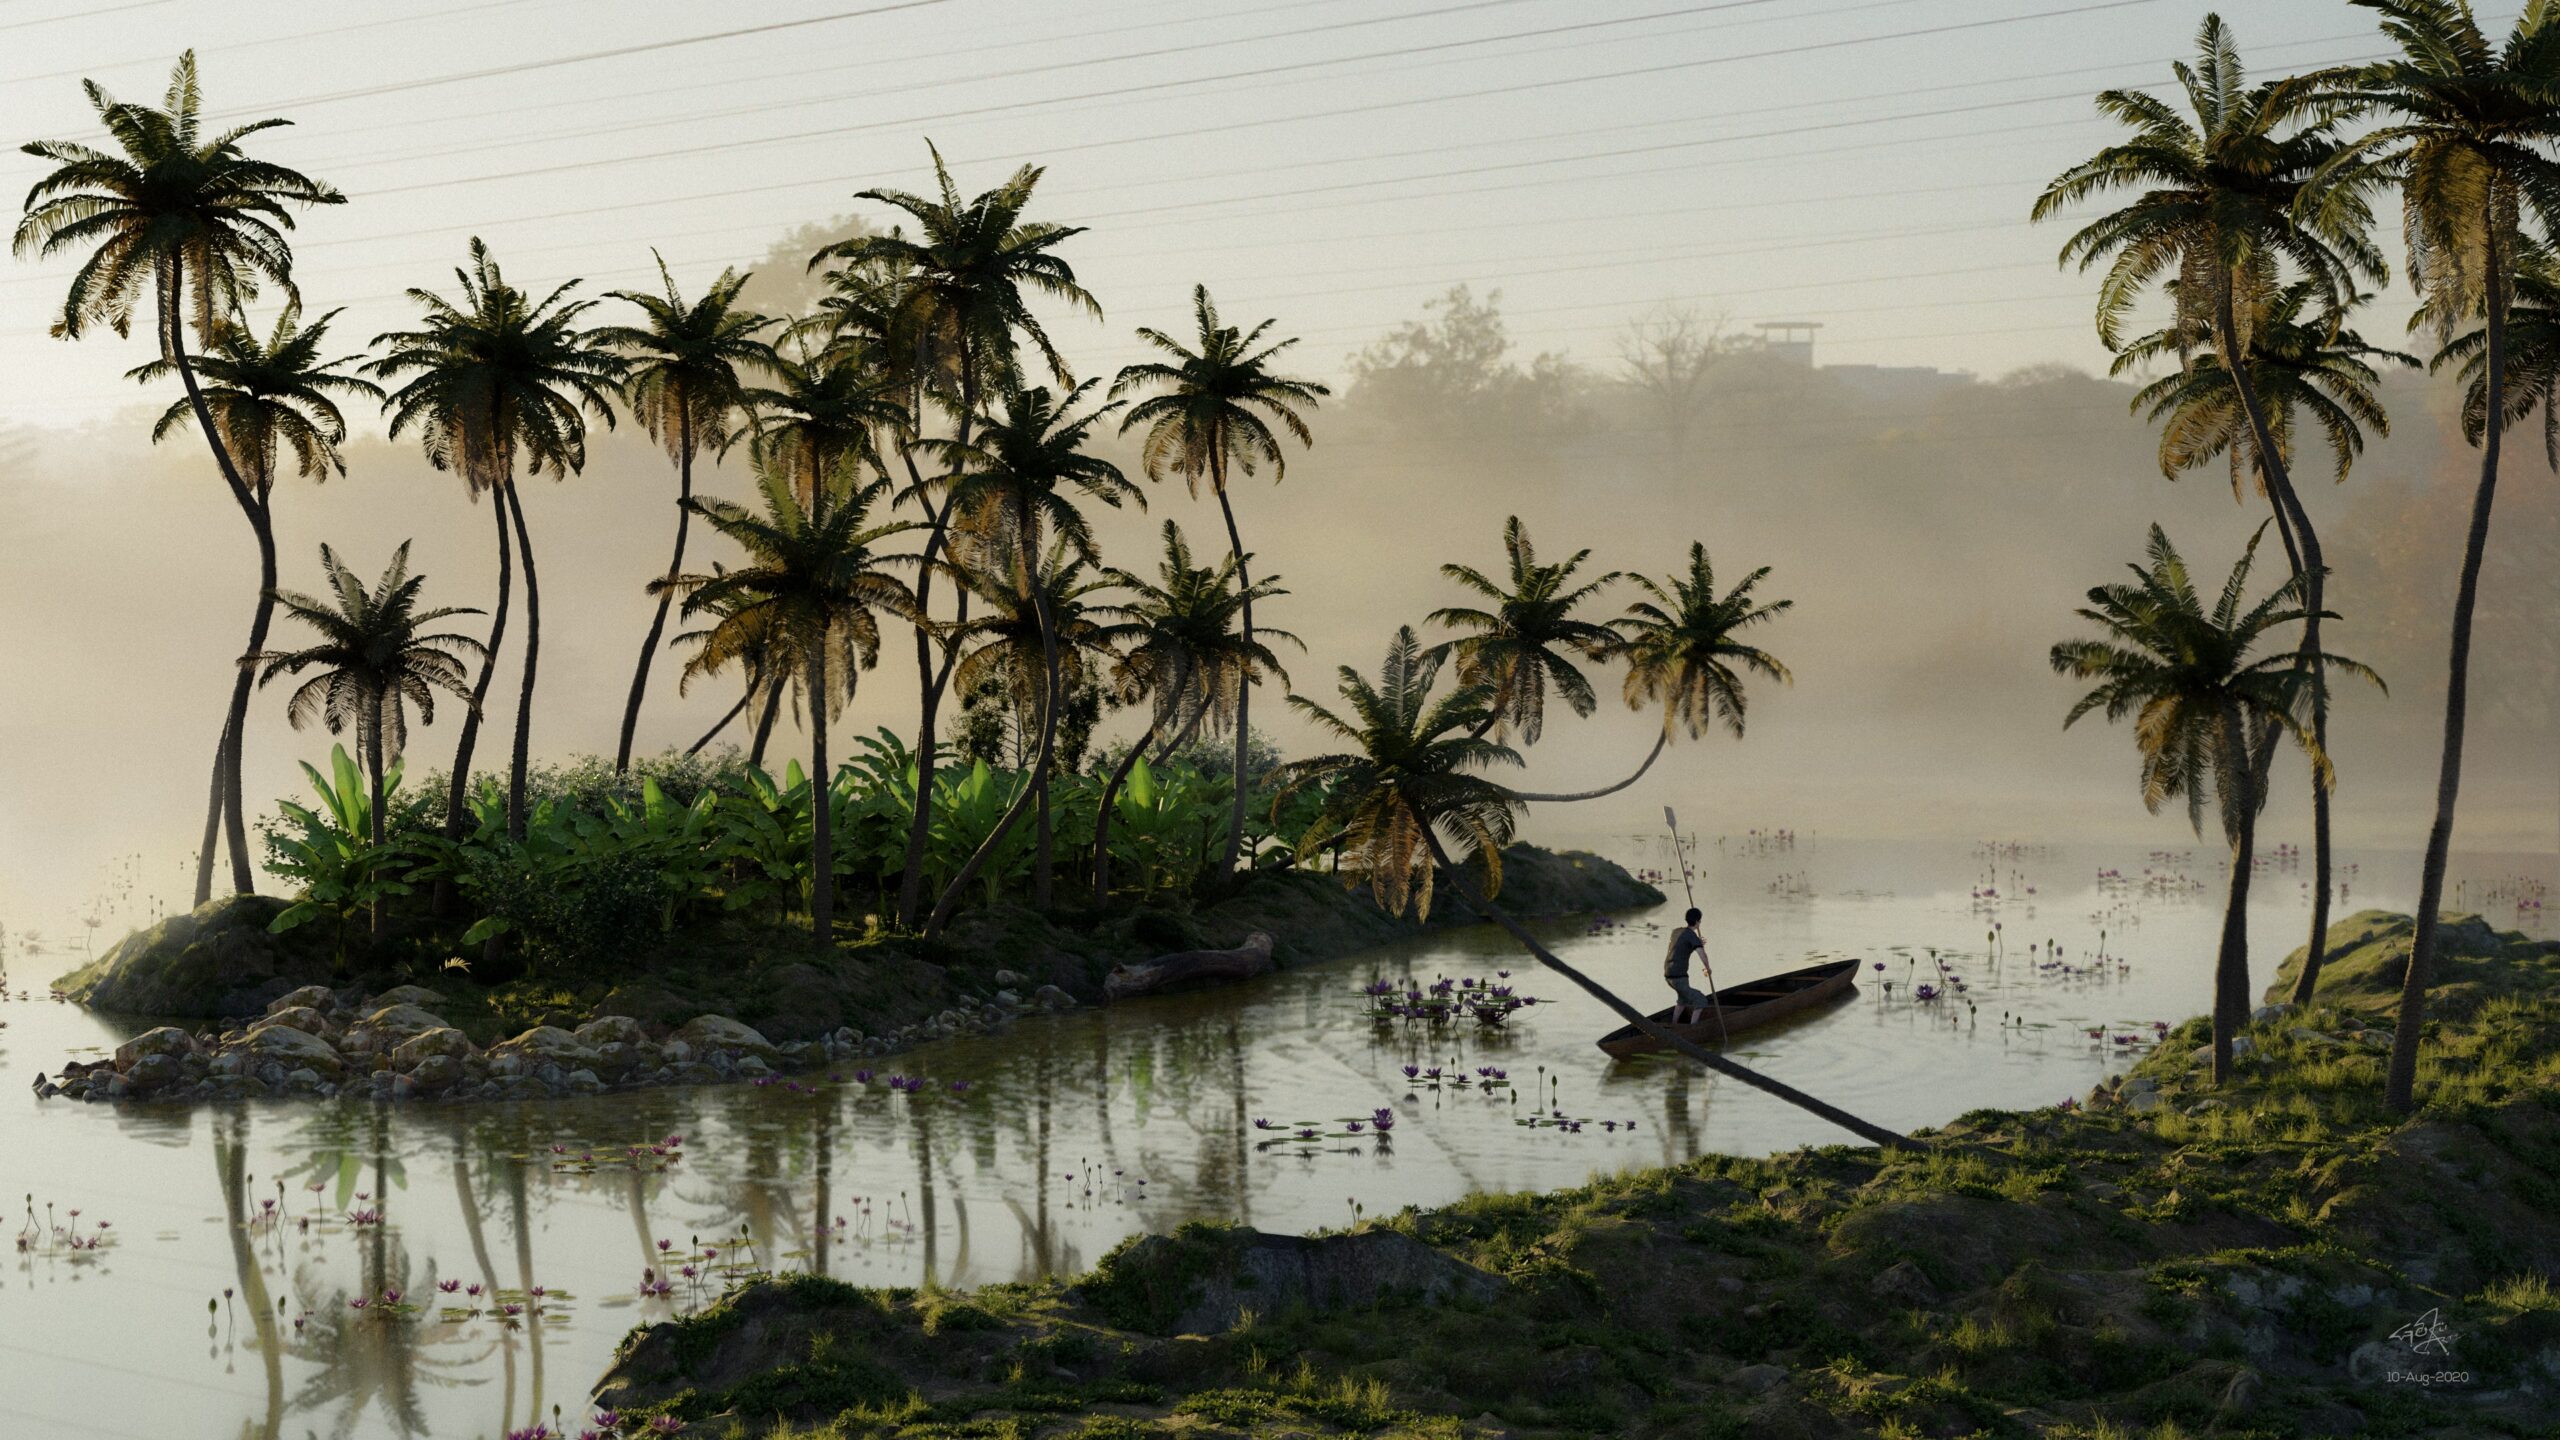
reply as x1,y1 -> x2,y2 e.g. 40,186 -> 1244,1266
666,458 -> 917,941
1506,542 -> 1791,804
916,381 -> 1139,925
127,302 -> 383,904
595,255 -> 779,774
1112,284 -> 1330,874
2051,524 -> 2377,1084
667,574 -> 795,764
2117,279 -> 2415,1005
2036,15 -> 2390,1007
243,542 -> 483,942
15,50 -> 345,903
823,143 -> 1101,927
2313,0 -> 2560,1113
1428,515 -> 1622,745
1090,520 -> 1295,905
1276,626 -> 1914,1150
370,238 -> 626,844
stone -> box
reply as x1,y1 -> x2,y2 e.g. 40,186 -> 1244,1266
1730,1364 -> 1786,1394
361,1003 -> 449,1040
2126,1090 -> 2166,1115
255,1006 -> 338,1040
574,1015 -> 648,1049
1033,985 -> 1075,1010
124,1052 -> 185,1092
489,1026 -> 599,1069
367,984 -> 445,1011
774,1041 -> 813,1069
1871,1259 -> 1938,1304
114,1026 -> 195,1070
735,1056 -> 773,1079
674,1015 -> 778,1063
408,1054 -> 465,1091
994,989 -> 1023,1009
2231,1034 -> 2256,1060
284,1067 -> 325,1091
591,1042 -> 640,1079
392,1027 -> 476,1067
994,969 -> 1026,987
661,1040 -> 693,1064
269,984 -> 337,1016
240,1024 -> 344,1076
565,1069 -> 603,1094
2251,1002 -> 2295,1026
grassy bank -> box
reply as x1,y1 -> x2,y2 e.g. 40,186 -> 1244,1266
589,911 -> 2560,1438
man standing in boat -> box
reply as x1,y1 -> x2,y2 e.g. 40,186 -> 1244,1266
1664,907 -> 1715,1018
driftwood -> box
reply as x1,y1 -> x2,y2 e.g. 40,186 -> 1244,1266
1105,931 -> 1275,1001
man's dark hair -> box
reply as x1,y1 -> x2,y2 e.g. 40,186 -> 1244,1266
1684,907 -> 1702,926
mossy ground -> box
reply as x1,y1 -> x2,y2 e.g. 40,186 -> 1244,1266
593,913 -> 2560,1439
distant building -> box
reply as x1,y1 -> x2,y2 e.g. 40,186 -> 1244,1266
1820,363 -> 1973,402
1754,320 -> 1822,366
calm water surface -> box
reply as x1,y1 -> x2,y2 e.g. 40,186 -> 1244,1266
2,838 -> 2549,1440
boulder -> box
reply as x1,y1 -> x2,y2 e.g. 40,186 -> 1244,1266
256,1006 -> 338,1040
124,1052 -> 186,1093
675,1015 -> 778,1062
574,1015 -> 649,1049
114,1026 -> 195,1070
53,895 -> 335,1018
1085,1225 -> 1504,1335
361,1003 -> 449,1039
367,984 -> 445,1011
239,1024 -> 344,1076
490,1026 -> 600,1068
391,1027 -> 476,1067
407,1054 -> 465,1092
269,985 -> 337,1016
1106,932 -> 1275,1001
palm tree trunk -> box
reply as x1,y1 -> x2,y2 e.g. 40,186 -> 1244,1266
1149,701 -> 1211,766
195,728 -> 226,909
2209,709 -> 2260,1087
750,678 -> 784,768
2212,272 -> 2339,1008
809,632 -> 833,942
926,501 -> 1060,936
438,487 -> 513,915
1091,717 -> 1163,907
1507,726 -> 1671,803
365,715 -> 388,946
896,414 -> 966,927
1211,458 -> 1253,874
501,477 -> 542,842
1419,829 -> 1918,1150
2388,207 -> 2510,1115
687,685 -> 752,757
617,413 -> 695,774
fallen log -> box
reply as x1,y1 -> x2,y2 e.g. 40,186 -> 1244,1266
1105,931 -> 1276,1001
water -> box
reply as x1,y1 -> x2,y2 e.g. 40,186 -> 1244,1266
2,838 -> 2549,1440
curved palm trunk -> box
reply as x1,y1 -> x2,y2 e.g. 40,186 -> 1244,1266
1091,717 -> 1163,907
438,489 -> 513,915
1419,829 -> 1918,1150
687,685 -> 753,757
1210,461 -> 1254,873
195,728 -> 227,908
1507,726 -> 1670,804
2213,273 -> 2339,1007
808,631 -> 834,942
2207,708 -> 2261,1087
2389,213 -> 2510,1115
749,679 -> 785,768
501,478 -> 543,842
617,412 -> 696,774
365,715 -> 388,946
897,389 -> 970,928
927,501 -> 1060,936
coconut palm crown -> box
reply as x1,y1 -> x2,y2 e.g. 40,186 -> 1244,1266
128,301 -> 383,493
1428,515 -> 1622,745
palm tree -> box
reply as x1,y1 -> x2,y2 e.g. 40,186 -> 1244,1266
1090,520 -> 1295,905
1275,627 -> 1914,1151
1112,284 -> 1330,874
15,51 -> 345,903
2036,12 -> 2385,1008
1506,542 -> 1791,804
916,381 -> 1139,926
244,542 -> 483,941
2116,279 -> 2415,1004
370,238 -> 626,844
595,254 -> 779,774
742,347 -> 901,507
2315,0 -> 2560,1113
127,302 -> 382,905
1428,515 -> 1621,744
2051,524 -> 2376,1084
822,143 -> 1100,927
667,458 -> 917,941
666,574 -> 794,764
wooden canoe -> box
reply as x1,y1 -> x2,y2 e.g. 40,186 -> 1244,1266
1594,958 -> 1861,1058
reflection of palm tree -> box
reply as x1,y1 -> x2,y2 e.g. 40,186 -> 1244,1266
215,1115 -> 284,1440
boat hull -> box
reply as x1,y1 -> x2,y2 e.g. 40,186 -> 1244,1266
1595,958 -> 1861,1058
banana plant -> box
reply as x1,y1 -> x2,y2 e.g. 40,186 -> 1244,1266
1106,758 -> 1233,899
262,746 -> 413,966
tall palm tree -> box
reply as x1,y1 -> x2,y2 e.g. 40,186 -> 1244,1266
244,542 -> 482,941
370,238 -> 626,844
128,302 -> 382,903
1428,515 -> 1622,745
917,382 -> 1139,926
1506,542 -> 1791,804
2315,0 -> 2560,1113
1275,627 -> 1914,1151
15,51 -> 344,903
1090,520 -> 1294,905
742,347 -> 900,507
666,573 -> 794,764
2036,12 -> 2385,1008
823,143 -> 1101,927
667,458 -> 917,941
595,255 -> 779,774
2051,525 -> 2376,1084
1112,284 -> 1330,874
2117,279 -> 2415,1005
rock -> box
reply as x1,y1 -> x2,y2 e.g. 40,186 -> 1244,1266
489,1026 -> 600,1069
774,1041 -> 813,1069
994,990 -> 1022,1009
284,1067 -> 325,1092
408,1054 -> 465,1092
55,895 -> 336,1018
367,984 -> 444,1011
591,1042 -> 640,1079
1106,932 -> 1277,1001
391,1027 -> 476,1067
124,1052 -> 186,1092
1033,985 -> 1075,1010
256,1006 -> 338,1040
240,1024 -> 344,1076
2126,1090 -> 2166,1115
1871,1259 -> 1939,1304
1730,1364 -> 1786,1394
269,984 -> 337,1016
2231,1034 -> 2256,1060
114,1026 -> 195,1070
2251,1002 -> 2295,1026
566,1068 -> 603,1094
735,1055 -> 773,1079
2362,1029 -> 2394,1049
674,1015 -> 778,1063
994,969 -> 1026,987
661,1039 -> 694,1064
574,1015 -> 648,1049
1087,1226 -> 1503,1335
360,1003 -> 449,1040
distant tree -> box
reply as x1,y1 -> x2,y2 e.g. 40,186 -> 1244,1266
1348,285 -> 1585,436
1617,304 -> 1733,455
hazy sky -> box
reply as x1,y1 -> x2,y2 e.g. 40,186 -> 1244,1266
0,0 -> 2438,428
